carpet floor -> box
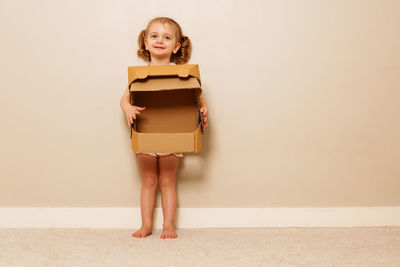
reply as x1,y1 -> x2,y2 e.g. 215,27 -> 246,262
0,227 -> 399,266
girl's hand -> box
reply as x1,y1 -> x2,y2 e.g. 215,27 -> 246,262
122,104 -> 145,128
200,105 -> 208,129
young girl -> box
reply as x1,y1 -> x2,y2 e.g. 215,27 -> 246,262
120,17 -> 208,239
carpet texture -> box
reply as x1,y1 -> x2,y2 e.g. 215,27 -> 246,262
0,227 -> 399,266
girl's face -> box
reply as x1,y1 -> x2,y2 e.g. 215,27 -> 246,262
145,22 -> 181,61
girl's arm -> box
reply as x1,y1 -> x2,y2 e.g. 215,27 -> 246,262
199,96 -> 208,129
120,86 -> 145,128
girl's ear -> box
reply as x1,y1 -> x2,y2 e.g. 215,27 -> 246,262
173,42 -> 181,54
144,38 -> 149,51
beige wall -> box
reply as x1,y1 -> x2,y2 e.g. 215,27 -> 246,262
0,0 -> 399,207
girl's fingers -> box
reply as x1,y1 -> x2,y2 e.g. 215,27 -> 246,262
123,105 -> 145,128
200,106 -> 208,116
202,112 -> 208,129
126,111 -> 132,124
126,116 -> 131,128
202,107 -> 208,129
133,107 -> 144,116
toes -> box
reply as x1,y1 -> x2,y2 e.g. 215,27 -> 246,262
160,230 -> 177,239
132,230 -> 145,238
133,228 -> 153,238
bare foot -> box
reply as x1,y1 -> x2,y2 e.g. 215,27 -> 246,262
132,226 -> 152,238
160,225 -> 177,239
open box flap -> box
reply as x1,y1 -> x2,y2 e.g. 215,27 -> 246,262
128,64 -> 201,86
130,77 -> 202,97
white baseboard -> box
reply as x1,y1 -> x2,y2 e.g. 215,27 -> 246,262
0,207 -> 399,228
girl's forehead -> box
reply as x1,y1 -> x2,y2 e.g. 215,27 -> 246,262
147,22 -> 177,35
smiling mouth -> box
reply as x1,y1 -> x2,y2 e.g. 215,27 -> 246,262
154,46 -> 165,49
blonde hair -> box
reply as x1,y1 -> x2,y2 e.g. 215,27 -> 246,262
137,17 -> 192,64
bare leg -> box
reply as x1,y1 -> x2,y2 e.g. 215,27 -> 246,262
158,155 -> 179,239
132,154 -> 158,238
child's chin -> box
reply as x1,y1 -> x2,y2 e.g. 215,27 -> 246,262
151,52 -> 170,57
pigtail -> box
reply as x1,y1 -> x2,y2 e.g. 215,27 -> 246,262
171,35 -> 192,64
137,29 -> 150,62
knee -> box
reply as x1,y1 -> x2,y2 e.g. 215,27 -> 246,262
158,175 -> 176,189
142,174 -> 158,188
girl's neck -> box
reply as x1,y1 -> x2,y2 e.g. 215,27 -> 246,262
149,58 -> 172,66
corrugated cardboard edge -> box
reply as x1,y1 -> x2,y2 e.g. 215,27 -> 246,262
128,64 -> 201,87
194,124 -> 202,152
130,77 -> 202,93
131,131 -> 138,151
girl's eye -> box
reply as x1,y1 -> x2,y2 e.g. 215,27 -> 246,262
165,36 -> 171,40
151,34 -> 157,38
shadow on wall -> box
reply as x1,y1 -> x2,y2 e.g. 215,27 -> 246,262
177,84 -> 213,185
178,119 -> 213,183
120,114 -> 143,183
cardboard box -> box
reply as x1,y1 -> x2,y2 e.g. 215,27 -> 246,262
128,64 -> 203,153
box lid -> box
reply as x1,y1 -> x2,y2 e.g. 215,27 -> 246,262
128,64 -> 201,85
